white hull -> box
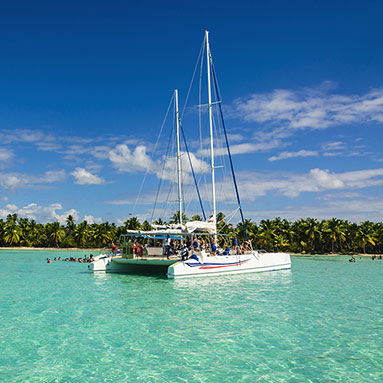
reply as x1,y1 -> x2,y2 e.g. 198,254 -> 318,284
88,252 -> 113,271
167,251 -> 291,279
88,251 -> 291,278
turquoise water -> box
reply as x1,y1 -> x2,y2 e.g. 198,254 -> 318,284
1,251 -> 382,382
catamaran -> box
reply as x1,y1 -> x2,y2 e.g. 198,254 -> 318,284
89,30 -> 291,278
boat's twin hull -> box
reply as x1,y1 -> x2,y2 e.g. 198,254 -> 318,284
88,252 -> 291,278
167,252 -> 290,278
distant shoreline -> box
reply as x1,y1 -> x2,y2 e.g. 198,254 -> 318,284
0,247 -> 379,257
0,247 -> 106,252
291,253 -> 379,257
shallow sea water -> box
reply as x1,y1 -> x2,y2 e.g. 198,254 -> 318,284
0,251 -> 382,382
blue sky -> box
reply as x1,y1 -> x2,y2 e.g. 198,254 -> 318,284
1,0 -> 383,224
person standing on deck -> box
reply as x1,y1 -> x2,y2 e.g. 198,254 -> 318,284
232,237 -> 238,252
211,241 -> 217,255
192,238 -> 199,251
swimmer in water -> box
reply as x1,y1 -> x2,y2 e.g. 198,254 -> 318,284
47,258 -> 52,264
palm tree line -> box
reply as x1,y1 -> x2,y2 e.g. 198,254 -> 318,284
0,213 -> 380,254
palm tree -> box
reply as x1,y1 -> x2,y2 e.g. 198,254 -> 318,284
141,220 -> 153,231
169,211 -> 188,224
257,219 -> 276,251
94,222 -> 115,246
4,224 -> 22,245
302,218 -> 322,253
357,221 -> 376,254
274,234 -> 290,252
124,217 -> 141,231
66,215 -> 76,232
153,218 -> 165,225
74,221 -> 90,248
49,222 -> 65,247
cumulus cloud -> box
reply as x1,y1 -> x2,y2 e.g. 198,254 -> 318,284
220,167 -> 383,201
0,203 -> 80,224
321,141 -> 345,151
0,170 -> 66,191
109,144 -> 154,173
233,83 -> 383,131
84,215 -> 103,224
109,144 -> 210,184
0,148 -> 14,170
71,168 -> 104,185
245,196 -> 383,223
0,148 -> 14,162
269,150 -> 319,162
0,175 -> 24,190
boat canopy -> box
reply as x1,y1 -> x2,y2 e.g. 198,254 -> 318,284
127,218 -> 216,236
185,219 -> 216,234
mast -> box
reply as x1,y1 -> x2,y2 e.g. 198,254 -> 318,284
205,30 -> 217,234
174,89 -> 183,226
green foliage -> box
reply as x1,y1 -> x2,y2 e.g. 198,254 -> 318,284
2,213 -> 383,253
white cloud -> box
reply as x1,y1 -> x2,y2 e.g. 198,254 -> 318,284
0,175 -> 24,190
109,144 -> 154,173
109,144 -> 210,185
0,129 -> 46,144
309,168 -> 344,189
36,141 -> 62,151
229,167 -> 383,201
269,150 -> 319,162
233,83 -> 383,132
323,152 -> 342,157
321,141 -> 345,151
0,202 -> 80,224
0,170 -> 66,191
84,215 -> 102,224
245,196 -> 383,223
39,170 -> 66,183
0,148 -> 14,163
71,168 -> 105,185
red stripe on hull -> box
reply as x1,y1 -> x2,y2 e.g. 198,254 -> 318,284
199,260 -> 249,270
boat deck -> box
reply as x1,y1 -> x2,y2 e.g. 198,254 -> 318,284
112,255 -> 181,266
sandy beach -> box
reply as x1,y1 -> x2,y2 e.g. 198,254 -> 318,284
0,247 -> 106,252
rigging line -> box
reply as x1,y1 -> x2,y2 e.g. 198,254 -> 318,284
161,170 -> 177,222
199,38 -> 205,155
180,123 -> 206,220
161,128 -> 178,222
133,93 -> 174,217
150,111 -> 175,224
210,60 -> 248,240
214,105 -> 234,207
180,35 -> 206,120
225,207 -> 240,224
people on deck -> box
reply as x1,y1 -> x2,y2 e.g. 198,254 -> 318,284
181,245 -> 189,261
192,238 -> 199,251
211,241 -> 217,255
111,242 -> 118,253
232,237 -> 238,251
165,235 -> 171,256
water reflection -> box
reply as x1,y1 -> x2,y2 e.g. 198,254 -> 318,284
171,269 -> 292,290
